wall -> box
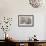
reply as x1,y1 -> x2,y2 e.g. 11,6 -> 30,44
0,0 -> 46,40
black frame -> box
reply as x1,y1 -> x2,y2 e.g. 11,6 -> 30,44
18,15 -> 34,27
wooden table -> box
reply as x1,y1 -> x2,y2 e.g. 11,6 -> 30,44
13,40 -> 46,46
5,39 -> 46,46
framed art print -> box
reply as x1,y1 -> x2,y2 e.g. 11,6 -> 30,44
18,15 -> 34,27
29,0 -> 44,8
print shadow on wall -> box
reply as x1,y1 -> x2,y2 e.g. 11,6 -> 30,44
18,15 -> 34,27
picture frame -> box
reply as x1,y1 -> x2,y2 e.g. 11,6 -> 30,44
18,15 -> 34,27
29,0 -> 44,8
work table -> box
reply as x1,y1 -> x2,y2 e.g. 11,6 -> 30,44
12,40 -> 46,43
5,38 -> 46,43
0,39 -> 46,46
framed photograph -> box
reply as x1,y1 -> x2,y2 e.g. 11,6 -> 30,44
18,15 -> 34,27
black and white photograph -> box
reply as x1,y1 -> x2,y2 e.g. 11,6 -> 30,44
29,0 -> 44,8
18,15 -> 34,27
